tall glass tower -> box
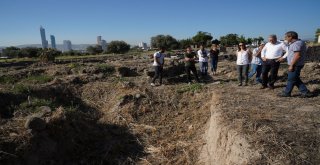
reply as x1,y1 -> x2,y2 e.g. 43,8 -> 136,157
50,35 -> 56,49
40,26 -> 48,48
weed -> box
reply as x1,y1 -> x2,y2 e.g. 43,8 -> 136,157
176,83 -> 203,93
24,75 -> 53,84
97,63 -> 115,73
11,84 -> 31,94
0,75 -> 16,84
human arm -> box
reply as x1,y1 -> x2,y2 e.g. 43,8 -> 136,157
261,45 -> 267,61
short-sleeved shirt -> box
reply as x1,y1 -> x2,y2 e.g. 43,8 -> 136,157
153,51 -> 165,66
184,52 -> 197,66
251,47 -> 262,65
287,40 -> 306,66
197,49 -> 209,62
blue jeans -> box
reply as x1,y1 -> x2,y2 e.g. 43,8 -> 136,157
210,59 -> 218,72
284,65 -> 308,95
237,64 -> 249,84
248,64 -> 262,83
199,62 -> 208,76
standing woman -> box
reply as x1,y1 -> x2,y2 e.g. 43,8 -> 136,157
209,44 -> 220,75
236,43 -> 251,86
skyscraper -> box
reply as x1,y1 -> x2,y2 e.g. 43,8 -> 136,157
50,35 -> 56,49
40,26 -> 48,48
97,36 -> 102,45
63,40 -> 72,52
101,40 -> 107,51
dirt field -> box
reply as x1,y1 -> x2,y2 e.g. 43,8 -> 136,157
0,53 -> 319,164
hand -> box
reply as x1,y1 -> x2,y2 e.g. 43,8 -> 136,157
262,57 -> 267,61
288,65 -> 294,72
276,57 -> 284,62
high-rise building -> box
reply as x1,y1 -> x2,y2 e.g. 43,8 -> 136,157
139,42 -> 148,50
101,40 -> 107,51
63,40 -> 72,52
97,36 -> 102,45
50,35 -> 56,49
40,26 -> 48,48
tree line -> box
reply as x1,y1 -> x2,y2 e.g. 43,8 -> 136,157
150,31 -> 265,50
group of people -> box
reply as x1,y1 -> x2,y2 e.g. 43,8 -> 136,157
151,31 -> 313,98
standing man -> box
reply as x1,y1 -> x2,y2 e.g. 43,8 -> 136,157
209,44 -> 220,76
248,42 -> 265,84
151,47 -> 165,86
278,31 -> 313,97
261,35 -> 286,89
197,45 -> 209,78
185,46 -> 200,84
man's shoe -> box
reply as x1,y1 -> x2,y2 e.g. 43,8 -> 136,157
277,92 -> 291,97
300,92 -> 313,98
238,83 -> 242,86
150,83 -> 156,87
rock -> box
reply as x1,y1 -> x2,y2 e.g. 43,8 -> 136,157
25,116 -> 46,131
33,106 -> 52,118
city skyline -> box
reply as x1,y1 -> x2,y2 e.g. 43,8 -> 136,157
1,0 -> 320,47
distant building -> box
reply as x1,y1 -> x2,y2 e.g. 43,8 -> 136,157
40,26 -> 48,48
97,36 -> 102,45
101,40 -> 107,51
63,40 -> 72,52
50,35 -> 56,49
139,42 -> 148,50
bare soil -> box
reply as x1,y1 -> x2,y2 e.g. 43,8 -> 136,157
0,54 -> 319,164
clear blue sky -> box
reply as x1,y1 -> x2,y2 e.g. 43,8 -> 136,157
0,0 -> 319,46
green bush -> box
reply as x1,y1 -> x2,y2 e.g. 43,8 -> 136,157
24,75 -> 53,84
97,63 -> 115,73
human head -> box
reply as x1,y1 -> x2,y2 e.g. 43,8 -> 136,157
268,34 -> 277,44
199,45 -> 205,50
259,42 -> 265,48
211,44 -> 217,49
186,46 -> 192,52
285,31 -> 298,43
159,46 -> 166,53
238,42 -> 246,51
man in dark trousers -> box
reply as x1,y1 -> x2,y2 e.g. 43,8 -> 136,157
184,46 -> 200,84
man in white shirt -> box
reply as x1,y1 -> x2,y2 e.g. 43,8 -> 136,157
151,47 -> 165,86
197,45 -> 209,78
260,35 -> 286,89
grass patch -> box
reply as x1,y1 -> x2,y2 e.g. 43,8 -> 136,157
96,63 -> 115,73
0,75 -> 16,84
176,83 -> 203,93
23,75 -> 54,84
11,84 -> 31,94
19,98 -> 54,113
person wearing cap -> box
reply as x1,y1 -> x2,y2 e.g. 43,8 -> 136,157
260,34 -> 287,89
278,31 -> 313,98
151,47 -> 166,86
248,42 -> 265,84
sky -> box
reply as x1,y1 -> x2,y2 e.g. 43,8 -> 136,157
0,0 -> 319,46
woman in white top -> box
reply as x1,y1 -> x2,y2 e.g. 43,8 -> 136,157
236,43 -> 251,86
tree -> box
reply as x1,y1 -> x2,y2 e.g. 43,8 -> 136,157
86,45 -> 103,55
237,35 -> 247,43
246,38 -> 253,45
220,34 -> 239,46
2,46 -> 21,58
179,38 -> 193,49
315,28 -> 320,43
20,47 -> 42,58
107,41 -> 130,54
150,35 -> 179,50
192,31 -> 213,46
